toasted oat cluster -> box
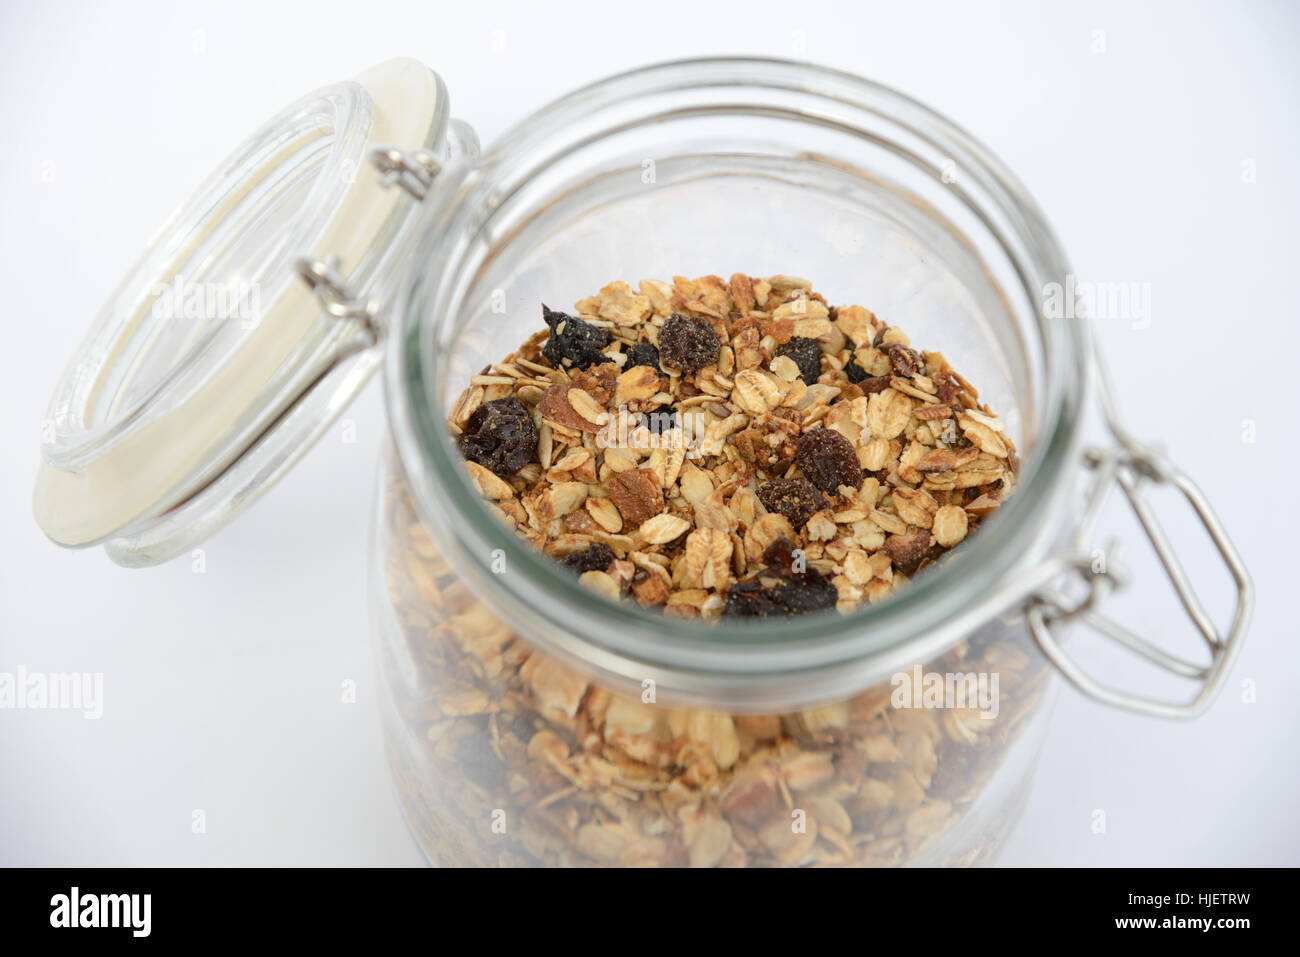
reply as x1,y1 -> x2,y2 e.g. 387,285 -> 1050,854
448,275 -> 1018,618
382,469 -> 1050,867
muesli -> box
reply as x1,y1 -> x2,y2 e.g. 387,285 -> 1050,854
375,275 -> 1046,867
448,274 -> 1018,618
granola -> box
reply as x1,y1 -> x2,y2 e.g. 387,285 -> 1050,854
447,275 -> 1018,617
370,276 -> 1047,868
378,464 -> 1050,867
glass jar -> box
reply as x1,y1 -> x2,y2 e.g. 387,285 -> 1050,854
34,58 -> 1252,867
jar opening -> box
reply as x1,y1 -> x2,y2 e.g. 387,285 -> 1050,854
388,58 -> 1087,709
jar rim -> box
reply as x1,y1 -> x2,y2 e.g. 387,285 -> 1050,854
386,56 -> 1088,710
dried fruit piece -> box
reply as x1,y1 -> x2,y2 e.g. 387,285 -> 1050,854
775,337 -> 822,385
625,342 -> 662,373
796,427 -> 864,494
541,305 -> 610,371
642,406 -> 679,436
560,543 -> 615,574
722,538 -> 837,618
658,313 -> 721,373
757,477 -> 829,529
849,371 -> 891,396
457,397 -> 537,476
844,358 -> 870,383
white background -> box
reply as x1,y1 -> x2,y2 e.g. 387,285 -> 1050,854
1,0 -> 1296,866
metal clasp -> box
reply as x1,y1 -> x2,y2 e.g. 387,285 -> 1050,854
369,145 -> 441,201
292,256 -> 379,344
1027,337 -> 1253,718
290,143 -> 440,336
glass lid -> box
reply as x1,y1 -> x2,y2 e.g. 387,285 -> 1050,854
33,58 -> 456,565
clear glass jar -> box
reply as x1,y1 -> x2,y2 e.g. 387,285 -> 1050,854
36,57 -> 1251,867
371,59 -> 1087,867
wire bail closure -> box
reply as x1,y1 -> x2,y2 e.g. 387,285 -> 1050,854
1025,337 -> 1253,719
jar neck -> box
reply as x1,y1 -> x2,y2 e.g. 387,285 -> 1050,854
384,58 -> 1087,711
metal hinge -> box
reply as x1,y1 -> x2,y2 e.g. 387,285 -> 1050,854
290,144 -> 442,335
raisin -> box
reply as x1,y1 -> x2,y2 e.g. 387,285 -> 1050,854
642,405 -> 678,436
757,477 -> 828,529
775,337 -> 822,385
541,304 -> 610,371
796,427 -> 864,494
844,358 -> 890,393
559,542 -> 614,574
721,579 -> 786,618
775,574 -> 839,614
722,537 -> 837,618
657,313 -> 721,374
759,537 -> 802,571
458,397 -> 537,476
626,342 -> 662,373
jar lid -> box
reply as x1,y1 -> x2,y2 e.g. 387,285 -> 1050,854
33,58 -> 462,565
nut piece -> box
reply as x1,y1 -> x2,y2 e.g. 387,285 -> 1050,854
608,468 -> 665,526
932,505 -> 969,547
